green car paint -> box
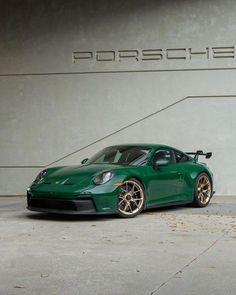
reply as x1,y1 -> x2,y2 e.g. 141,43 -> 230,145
27,144 -> 213,215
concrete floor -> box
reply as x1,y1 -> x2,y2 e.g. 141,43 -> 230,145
0,196 -> 236,295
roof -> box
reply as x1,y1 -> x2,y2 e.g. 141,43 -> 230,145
109,143 -> 176,150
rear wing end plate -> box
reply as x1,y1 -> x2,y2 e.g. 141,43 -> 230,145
186,150 -> 212,162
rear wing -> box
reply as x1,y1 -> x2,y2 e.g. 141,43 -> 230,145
186,150 -> 212,162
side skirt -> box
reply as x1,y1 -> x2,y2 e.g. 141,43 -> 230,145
145,200 -> 192,210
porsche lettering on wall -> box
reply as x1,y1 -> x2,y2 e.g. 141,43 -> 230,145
72,46 -> 234,63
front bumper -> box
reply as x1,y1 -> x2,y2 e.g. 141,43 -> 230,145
27,193 -> 112,215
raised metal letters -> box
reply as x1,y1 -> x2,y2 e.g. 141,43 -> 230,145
72,46 -> 234,63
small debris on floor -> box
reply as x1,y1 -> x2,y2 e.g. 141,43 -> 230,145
14,285 -> 26,288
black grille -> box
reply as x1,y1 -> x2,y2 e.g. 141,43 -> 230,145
27,194 -> 97,214
30,198 -> 76,211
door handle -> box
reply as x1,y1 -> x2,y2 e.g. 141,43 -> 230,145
177,172 -> 184,180
170,171 -> 183,175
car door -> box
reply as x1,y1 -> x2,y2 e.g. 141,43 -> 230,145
146,148 -> 185,206
173,149 -> 193,201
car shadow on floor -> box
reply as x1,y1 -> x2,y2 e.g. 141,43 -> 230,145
23,204 -> 190,221
24,212 -> 118,222
22,205 -> 204,221
21,201 -> 234,221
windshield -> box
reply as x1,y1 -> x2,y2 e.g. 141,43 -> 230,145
87,146 -> 151,166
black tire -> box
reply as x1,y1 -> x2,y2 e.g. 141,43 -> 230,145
192,173 -> 212,207
117,178 -> 145,218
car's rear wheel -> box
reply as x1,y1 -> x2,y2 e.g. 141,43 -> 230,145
117,178 -> 145,218
193,173 -> 212,207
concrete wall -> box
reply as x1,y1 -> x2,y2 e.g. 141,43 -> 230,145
1,0 -> 236,195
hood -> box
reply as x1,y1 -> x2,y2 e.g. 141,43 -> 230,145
43,164 -> 124,185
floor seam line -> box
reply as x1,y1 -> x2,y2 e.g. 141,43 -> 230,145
149,230 -> 229,295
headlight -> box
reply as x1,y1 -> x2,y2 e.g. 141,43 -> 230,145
34,169 -> 47,183
93,171 -> 114,185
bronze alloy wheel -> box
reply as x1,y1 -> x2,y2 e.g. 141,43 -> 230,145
194,173 -> 212,207
118,179 -> 145,218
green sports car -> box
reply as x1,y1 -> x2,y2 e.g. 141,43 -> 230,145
27,144 -> 214,218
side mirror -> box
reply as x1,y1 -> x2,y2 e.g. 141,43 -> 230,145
152,159 -> 169,168
81,158 -> 88,165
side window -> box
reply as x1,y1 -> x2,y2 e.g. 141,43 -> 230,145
175,150 -> 189,163
153,149 -> 175,164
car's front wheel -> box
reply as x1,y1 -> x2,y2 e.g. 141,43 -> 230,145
117,178 -> 145,218
193,173 -> 212,207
